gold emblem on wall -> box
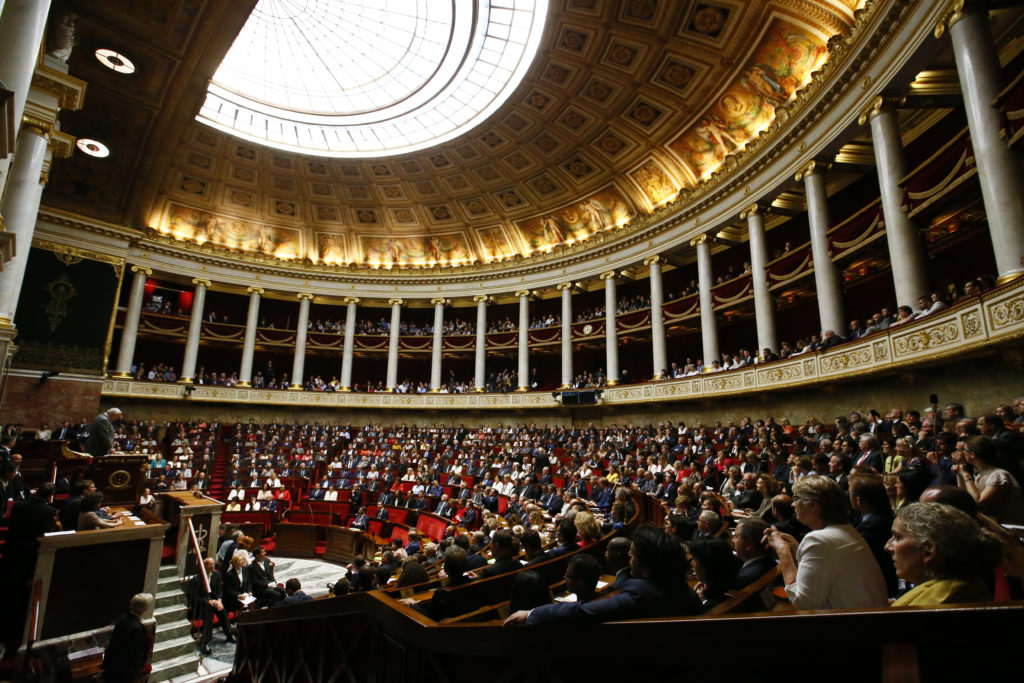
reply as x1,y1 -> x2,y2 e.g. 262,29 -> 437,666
108,469 -> 132,489
45,274 -> 76,331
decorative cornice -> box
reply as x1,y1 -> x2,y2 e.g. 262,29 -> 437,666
31,64 -> 87,111
739,203 -> 771,220
794,159 -> 832,182
934,0 -> 966,38
191,278 -> 212,288
246,286 -> 264,295
48,130 -> 75,158
131,265 -> 152,276
31,237 -> 124,273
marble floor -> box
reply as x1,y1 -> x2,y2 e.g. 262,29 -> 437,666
163,556 -> 346,683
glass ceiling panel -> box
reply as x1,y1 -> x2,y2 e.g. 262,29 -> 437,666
198,0 -> 548,157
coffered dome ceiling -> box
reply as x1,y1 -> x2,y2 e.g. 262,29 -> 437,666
46,0 -> 862,271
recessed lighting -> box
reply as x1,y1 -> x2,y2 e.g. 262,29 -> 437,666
94,48 -> 136,74
76,138 -> 110,158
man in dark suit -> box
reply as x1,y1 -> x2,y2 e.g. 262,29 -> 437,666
249,547 -> 286,607
853,434 -> 884,472
85,408 -> 122,457
770,495 -> 810,540
474,531 -> 522,578
849,472 -> 898,596
731,518 -> 776,588
191,558 -> 235,654
102,593 -> 155,683
2,483 -> 57,585
433,495 -> 453,518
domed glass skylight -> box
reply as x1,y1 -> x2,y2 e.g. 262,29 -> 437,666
197,0 -> 547,157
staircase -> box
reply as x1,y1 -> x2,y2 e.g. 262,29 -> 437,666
208,425 -> 232,501
148,565 -> 208,682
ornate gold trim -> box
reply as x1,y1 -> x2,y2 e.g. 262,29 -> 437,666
472,294 -> 490,303
131,265 -> 152,276
388,298 -> 404,306
643,255 -> 663,267
297,292 -> 314,301
344,296 -> 360,304
995,271 -> 1024,286
794,160 -> 832,182
430,298 -> 448,306
236,380 -> 251,387
739,203 -> 770,220
514,290 -> 532,298
191,278 -> 212,288
934,0 -> 966,38
247,287 -> 264,296
31,64 -> 87,111
599,270 -> 617,280
48,130 -> 75,159
20,113 -> 52,140
556,282 -> 574,291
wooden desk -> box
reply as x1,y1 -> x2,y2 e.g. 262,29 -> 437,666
161,491 -> 225,577
27,513 -> 168,643
275,523 -> 320,557
324,527 -> 375,564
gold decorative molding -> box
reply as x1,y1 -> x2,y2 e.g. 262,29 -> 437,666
344,296 -> 361,305
472,294 -> 490,303
514,289 -> 532,298
794,159 -> 832,182
297,292 -> 314,301
643,255 -> 663,267
430,297 -> 448,306
31,238 -> 125,273
857,94 -> 906,125
31,64 -> 87,111
689,234 -> 713,247
191,278 -> 212,288
48,130 -> 75,158
599,270 -> 617,281
246,286 -> 264,295
934,0 -> 966,38
20,112 -> 53,140
388,298 -> 404,306
131,265 -> 152,276
556,282 -> 574,291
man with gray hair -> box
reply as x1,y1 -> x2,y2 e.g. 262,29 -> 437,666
85,407 -> 122,457
101,592 -> 154,682
853,433 -> 883,472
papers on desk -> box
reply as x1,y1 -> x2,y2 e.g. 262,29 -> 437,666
45,530 -> 76,537
596,579 -> 609,589
240,595 -> 257,607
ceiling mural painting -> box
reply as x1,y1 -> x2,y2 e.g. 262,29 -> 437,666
46,0 -> 862,271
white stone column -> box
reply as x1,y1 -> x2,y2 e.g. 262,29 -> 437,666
646,255 -> 667,380
798,160 -> 845,335
290,292 -> 313,389
429,297 -> 446,392
692,235 -> 720,367
473,295 -> 488,392
237,286 -> 262,386
113,265 -> 151,377
0,125 -> 48,325
558,282 -> 574,388
741,204 -> 778,354
179,278 -> 210,384
516,289 -> 530,391
939,6 -> 1024,283
339,296 -> 358,391
601,271 -> 619,385
860,98 -> 930,307
385,298 -> 402,391
0,0 -> 53,194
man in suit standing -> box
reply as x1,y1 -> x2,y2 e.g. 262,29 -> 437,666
101,593 -> 155,683
85,408 -> 122,457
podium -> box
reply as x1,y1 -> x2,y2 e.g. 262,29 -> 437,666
86,454 -> 149,507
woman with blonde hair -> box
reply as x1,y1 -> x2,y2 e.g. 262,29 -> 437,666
574,511 -> 601,546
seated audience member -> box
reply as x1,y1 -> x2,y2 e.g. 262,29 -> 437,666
397,557 -> 430,588
545,519 -> 580,559
564,554 -> 602,604
763,476 -> 888,610
605,536 -> 633,590
222,552 -> 252,613
955,435 -> 1024,524
887,502 -> 1001,606
190,558 -> 234,654
475,530 -> 523,578
849,472 -> 899,596
403,547 -> 472,621
731,518 -> 775,589
520,528 -> 547,565
505,525 -> 701,625
78,491 -> 123,530
690,536 -> 741,611
574,511 -> 601,546
330,577 -> 351,597
273,578 -> 313,606
250,547 -> 286,607
509,571 -> 553,612
918,485 -> 978,518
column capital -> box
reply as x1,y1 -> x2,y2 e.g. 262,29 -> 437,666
430,297 -> 448,306
556,282 -> 574,291
130,265 -> 152,276
934,0 -> 967,38
20,113 -> 53,140
246,286 -> 264,295
48,130 -> 76,159
643,255 -> 664,266
472,294 -> 491,303
514,289 -> 533,298
689,233 -> 715,248
794,159 -> 831,182
599,270 -> 617,281
388,298 -> 404,306
739,203 -> 771,220
857,94 -> 906,125
191,278 -> 211,288
344,296 -> 361,305
297,292 -> 314,301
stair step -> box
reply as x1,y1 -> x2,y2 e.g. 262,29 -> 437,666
155,603 -> 188,622
152,634 -> 196,661
159,564 -> 179,579
158,575 -> 184,591
156,588 -> 185,608
148,652 -> 201,682
155,620 -> 193,641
